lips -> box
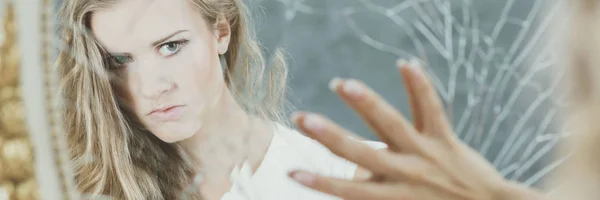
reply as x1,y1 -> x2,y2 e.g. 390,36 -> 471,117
148,105 -> 185,121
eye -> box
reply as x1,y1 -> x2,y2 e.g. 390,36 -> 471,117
158,41 -> 183,57
113,55 -> 131,65
108,55 -> 132,69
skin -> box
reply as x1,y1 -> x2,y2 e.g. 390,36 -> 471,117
90,0 -> 273,199
289,60 -> 545,200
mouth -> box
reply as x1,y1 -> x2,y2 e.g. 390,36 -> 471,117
148,105 -> 185,121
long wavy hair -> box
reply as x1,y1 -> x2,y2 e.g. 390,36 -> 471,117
55,0 -> 288,199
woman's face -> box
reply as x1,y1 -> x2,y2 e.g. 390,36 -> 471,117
91,0 -> 231,143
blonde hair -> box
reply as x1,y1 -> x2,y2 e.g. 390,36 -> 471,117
55,0 -> 288,199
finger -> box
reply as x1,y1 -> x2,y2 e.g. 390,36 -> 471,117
398,59 -> 424,132
403,61 -> 455,141
293,112 -> 439,183
290,157 -> 468,200
289,171 -> 411,200
292,112 -> 398,175
329,78 -> 422,152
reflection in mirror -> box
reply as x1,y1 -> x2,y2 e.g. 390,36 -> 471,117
51,0 -> 292,199
18,0 -> 569,199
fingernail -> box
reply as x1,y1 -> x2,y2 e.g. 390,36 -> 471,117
303,114 -> 326,134
409,58 -> 421,67
408,58 -> 425,85
342,79 -> 363,99
292,171 -> 316,185
396,58 -> 408,69
329,77 -> 343,91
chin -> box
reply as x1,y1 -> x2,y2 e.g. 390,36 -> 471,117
153,125 -> 198,143
157,132 -> 194,143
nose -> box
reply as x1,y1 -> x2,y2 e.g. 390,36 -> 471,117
138,68 -> 176,99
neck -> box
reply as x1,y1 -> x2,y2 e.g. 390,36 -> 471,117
179,87 -> 274,175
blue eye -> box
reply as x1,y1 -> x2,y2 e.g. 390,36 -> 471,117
158,40 -> 188,57
109,55 -> 132,69
113,55 -> 131,64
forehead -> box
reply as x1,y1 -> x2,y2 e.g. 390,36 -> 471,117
90,0 -> 205,53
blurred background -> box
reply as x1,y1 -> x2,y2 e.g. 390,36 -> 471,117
0,0 -> 567,199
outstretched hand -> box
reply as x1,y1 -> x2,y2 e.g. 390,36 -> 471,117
289,59 -> 543,200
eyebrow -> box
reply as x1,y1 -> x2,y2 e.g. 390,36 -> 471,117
151,30 -> 189,47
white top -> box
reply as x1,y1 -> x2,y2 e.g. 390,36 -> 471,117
221,124 -> 386,200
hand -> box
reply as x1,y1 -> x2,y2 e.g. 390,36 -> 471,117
289,59 -> 543,200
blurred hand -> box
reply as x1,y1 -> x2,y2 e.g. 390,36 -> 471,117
289,59 -> 543,200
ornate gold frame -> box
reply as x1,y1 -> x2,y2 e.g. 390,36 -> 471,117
0,2 -> 40,200
1,0 -> 78,199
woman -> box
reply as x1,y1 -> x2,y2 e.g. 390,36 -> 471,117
56,0 -> 379,199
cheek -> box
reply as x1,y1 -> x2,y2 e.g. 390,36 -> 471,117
112,71 -> 145,117
175,45 -> 224,94
109,72 -> 137,105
